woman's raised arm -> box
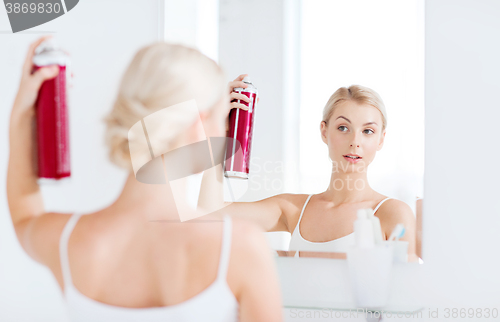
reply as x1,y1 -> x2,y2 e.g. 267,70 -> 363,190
7,36 -> 72,268
197,164 -> 289,232
197,74 -> 290,232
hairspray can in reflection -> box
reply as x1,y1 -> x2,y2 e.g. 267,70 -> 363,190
224,76 -> 258,179
32,40 -> 71,182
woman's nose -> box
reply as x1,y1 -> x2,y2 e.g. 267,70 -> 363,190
350,132 -> 361,148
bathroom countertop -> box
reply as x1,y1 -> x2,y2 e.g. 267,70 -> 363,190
275,256 -> 425,314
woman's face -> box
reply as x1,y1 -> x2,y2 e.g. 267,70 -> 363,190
320,100 -> 385,173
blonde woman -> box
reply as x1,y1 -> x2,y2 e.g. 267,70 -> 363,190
200,76 -> 418,261
7,38 -> 283,321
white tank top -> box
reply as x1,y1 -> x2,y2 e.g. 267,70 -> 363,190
59,213 -> 239,322
289,195 -> 392,257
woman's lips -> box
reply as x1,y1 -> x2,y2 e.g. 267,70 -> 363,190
343,156 -> 362,163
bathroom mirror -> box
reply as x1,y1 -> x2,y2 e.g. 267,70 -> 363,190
215,0 -> 424,262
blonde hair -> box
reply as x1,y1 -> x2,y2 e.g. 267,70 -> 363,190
322,85 -> 388,130
103,43 -> 226,171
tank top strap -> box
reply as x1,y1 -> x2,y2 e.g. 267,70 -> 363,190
295,194 -> 314,231
373,197 -> 392,214
217,215 -> 233,280
59,212 -> 84,289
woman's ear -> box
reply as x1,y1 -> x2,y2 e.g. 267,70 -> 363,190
377,130 -> 386,151
320,121 -> 328,144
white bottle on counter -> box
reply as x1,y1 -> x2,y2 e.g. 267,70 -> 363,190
348,209 -> 394,308
366,208 -> 384,244
353,209 -> 374,248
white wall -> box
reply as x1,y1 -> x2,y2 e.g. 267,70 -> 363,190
421,0 -> 500,308
163,0 -> 219,62
0,1 -> 161,321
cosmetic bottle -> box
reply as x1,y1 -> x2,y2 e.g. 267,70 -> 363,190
33,38 -> 71,183
348,209 -> 394,308
366,209 -> 384,244
353,209 -> 374,248
224,76 -> 258,179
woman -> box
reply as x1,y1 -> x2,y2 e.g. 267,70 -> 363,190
200,76 -> 418,261
7,37 -> 283,321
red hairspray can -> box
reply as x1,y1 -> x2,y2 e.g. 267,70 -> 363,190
224,76 -> 258,179
32,40 -> 71,182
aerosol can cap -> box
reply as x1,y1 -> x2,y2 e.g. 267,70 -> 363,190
243,76 -> 252,84
33,38 -> 68,66
35,38 -> 60,55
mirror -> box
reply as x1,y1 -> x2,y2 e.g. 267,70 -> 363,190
199,0 -> 424,263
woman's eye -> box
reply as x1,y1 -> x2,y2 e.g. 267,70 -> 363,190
338,125 -> 348,132
364,129 -> 374,134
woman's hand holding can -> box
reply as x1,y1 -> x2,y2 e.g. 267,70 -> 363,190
225,74 -> 260,136
228,74 -> 251,110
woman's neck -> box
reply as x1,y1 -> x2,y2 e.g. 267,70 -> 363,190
112,172 -> 190,221
325,170 -> 376,205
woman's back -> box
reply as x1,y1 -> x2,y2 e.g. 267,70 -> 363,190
59,209 -> 238,321
49,204 -> 281,321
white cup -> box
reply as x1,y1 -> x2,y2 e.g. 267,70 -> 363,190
388,240 -> 409,263
346,243 -> 394,308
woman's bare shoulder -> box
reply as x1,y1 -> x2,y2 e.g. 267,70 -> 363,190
182,217 -> 265,253
178,218 -> 269,270
73,208 -> 124,236
226,218 -> 272,266
69,207 -> 161,258
265,193 -> 311,229
375,198 -> 416,235
271,193 -> 311,211
377,198 -> 414,216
